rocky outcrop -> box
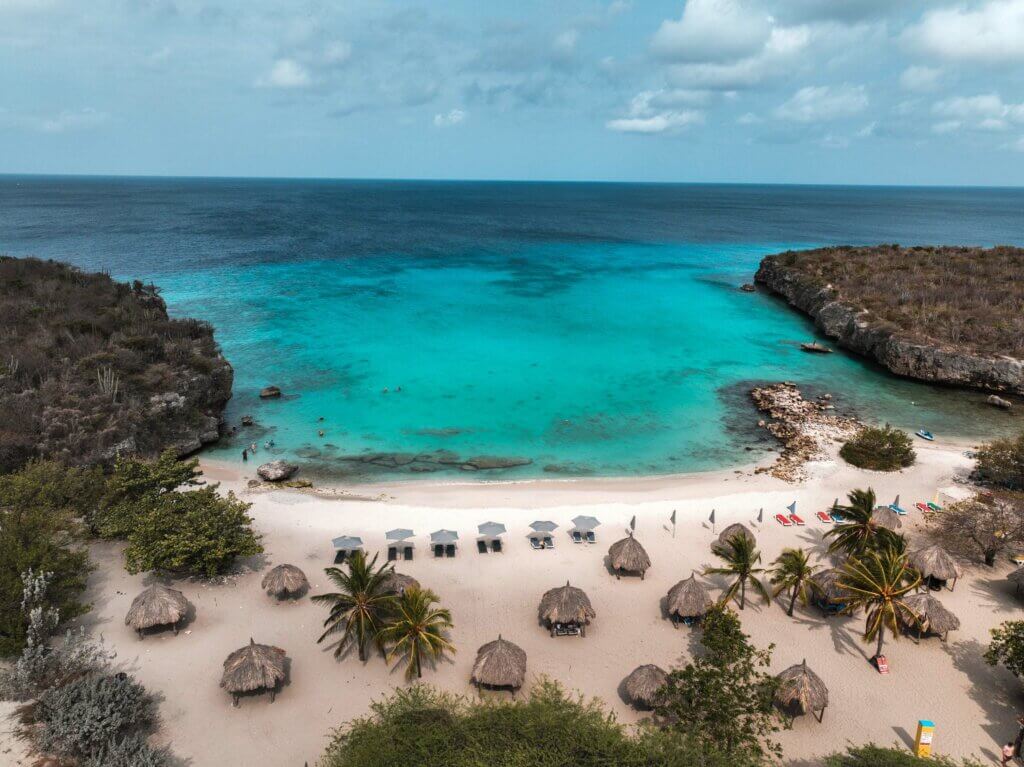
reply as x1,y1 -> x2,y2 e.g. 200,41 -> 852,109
260,386 -> 282,399
755,255 -> 1024,395
257,460 -> 299,482
338,450 -> 533,474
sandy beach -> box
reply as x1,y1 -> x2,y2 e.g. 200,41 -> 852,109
5,436 -> 1019,767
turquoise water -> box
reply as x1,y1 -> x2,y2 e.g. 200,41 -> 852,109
1,178 -> 1021,480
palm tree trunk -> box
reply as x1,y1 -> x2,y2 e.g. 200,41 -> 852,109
740,578 -> 746,610
358,642 -> 367,662
875,623 -> 885,658
788,583 -> 798,616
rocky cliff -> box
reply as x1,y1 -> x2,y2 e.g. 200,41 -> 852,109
755,251 -> 1024,395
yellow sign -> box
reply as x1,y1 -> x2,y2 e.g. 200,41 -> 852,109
915,720 -> 935,758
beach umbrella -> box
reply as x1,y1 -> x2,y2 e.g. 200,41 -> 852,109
331,535 -> 363,551
572,515 -> 601,531
430,529 -> 459,544
608,534 -> 652,579
382,571 -> 420,596
709,509 -> 716,532
629,515 -> 636,532
261,564 -> 309,599
623,664 -> 668,709
787,501 -> 797,515
530,520 -> 558,533
471,635 -> 527,692
909,545 -> 961,590
538,581 -> 595,636
757,508 -> 764,524
774,660 -> 828,721
124,585 -> 191,637
221,638 -> 288,706
666,573 -> 713,624
478,521 -> 507,537
386,528 -> 414,541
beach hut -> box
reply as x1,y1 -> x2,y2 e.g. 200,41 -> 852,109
909,545 -> 961,591
871,506 -> 902,531
470,635 -> 527,693
221,639 -> 287,707
712,523 -> 756,554
774,660 -> 828,722
666,573 -> 713,626
539,581 -> 596,637
623,664 -> 668,710
608,533 -> 652,579
901,593 -> 960,642
261,564 -> 309,599
124,585 -> 191,638
382,571 -> 420,596
810,569 -> 849,614
1009,566 -> 1024,594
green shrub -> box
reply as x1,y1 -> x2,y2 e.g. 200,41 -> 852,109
94,450 -> 201,537
80,734 -> 170,767
840,425 -> 916,471
975,432 -> 1024,490
825,744 -> 983,766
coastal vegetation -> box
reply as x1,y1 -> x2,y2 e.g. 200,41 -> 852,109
0,256 -> 232,473
705,535 -> 770,610
931,491 -> 1024,566
837,548 -> 921,659
769,547 -> 818,617
974,431 -> 1024,491
825,745 -> 983,767
825,488 -> 898,556
985,621 -> 1024,682
840,425 -> 916,472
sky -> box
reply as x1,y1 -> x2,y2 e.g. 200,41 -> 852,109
2,0 -> 1024,185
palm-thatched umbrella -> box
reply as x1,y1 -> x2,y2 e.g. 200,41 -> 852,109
124,585 -> 191,638
774,660 -> 828,722
666,573 -> 713,626
871,506 -> 902,531
712,523 -> 756,554
261,564 -> 309,599
1009,566 -> 1024,594
623,664 -> 668,710
608,533 -> 652,579
471,635 -> 527,693
909,545 -> 961,591
810,569 -> 849,614
901,593 -> 961,642
382,571 -> 420,596
538,581 -> 596,637
221,638 -> 287,706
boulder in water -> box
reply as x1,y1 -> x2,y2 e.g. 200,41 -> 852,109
257,460 -> 298,482
260,386 -> 282,399
988,395 -> 1013,410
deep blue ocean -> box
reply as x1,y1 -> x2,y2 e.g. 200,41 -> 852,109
2,176 -> 1022,480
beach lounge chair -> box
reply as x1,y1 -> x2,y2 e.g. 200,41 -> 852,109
477,540 -> 488,554
915,502 -> 930,513
543,536 -> 554,549
445,544 -> 456,558
530,536 -> 542,550
775,513 -> 792,527
491,539 -> 502,553
789,513 -> 805,526
816,511 -> 832,523
388,546 -> 398,561
830,511 -> 845,523
927,502 -> 942,512
333,550 -> 348,564
433,544 -> 444,558
889,504 -> 908,516
585,531 -> 596,544
404,546 -> 413,561
572,530 -> 584,544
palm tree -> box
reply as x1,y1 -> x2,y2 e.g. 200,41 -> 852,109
825,488 -> 897,557
378,586 -> 455,680
769,547 -> 817,617
705,534 -> 770,610
837,547 -> 921,659
312,551 -> 396,661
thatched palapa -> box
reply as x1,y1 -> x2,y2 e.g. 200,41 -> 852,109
471,635 -> 527,692
623,664 -> 668,709
539,581 -> 596,636
383,571 -> 420,596
221,638 -> 288,706
666,574 -> 713,625
608,534 -> 652,579
775,660 -> 828,721
124,585 -> 191,637
261,564 -> 309,599
901,593 -> 960,641
712,523 -> 756,554
909,545 -> 960,590
871,506 -> 902,531
810,569 -> 849,611
1009,566 -> 1024,593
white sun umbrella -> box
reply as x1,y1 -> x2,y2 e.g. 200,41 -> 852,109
478,521 -> 507,538
530,520 -> 559,533
430,529 -> 459,545
331,535 -> 363,551
571,515 -> 600,531
386,528 -> 414,541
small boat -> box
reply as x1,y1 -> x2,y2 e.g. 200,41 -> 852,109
800,342 -> 832,354
915,430 -> 935,441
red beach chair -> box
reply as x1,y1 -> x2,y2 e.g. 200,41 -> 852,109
915,502 -> 930,513
816,511 -> 832,523
789,513 -> 805,526
775,513 -> 792,527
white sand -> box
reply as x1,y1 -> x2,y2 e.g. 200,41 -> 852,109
12,438 -> 1020,767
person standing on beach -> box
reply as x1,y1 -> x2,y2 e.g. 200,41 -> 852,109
1003,742 -> 1015,765
242,449 -> 247,461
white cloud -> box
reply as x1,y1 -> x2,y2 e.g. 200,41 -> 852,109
899,65 -> 942,92
554,29 -> 579,54
857,121 -> 877,137
607,0 -> 632,16
932,120 -> 962,135
433,108 -> 466,127
665,24 -> 811,90
322,41 -> 352,66
606,110 -> 704,134
607,87 -> 708,134
258,58 -> 311,89
774,84 -> 868,122
737,112 -> 763,124
932,92 -> 1024,132
1010,136 -> 1024,151
906,0 -> 1024,63
0,106 -> 108,133
652,0 -> 772,62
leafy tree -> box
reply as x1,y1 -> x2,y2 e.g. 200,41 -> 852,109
705,533 -> 770,610
985,620 -> 1024,679
313,551 -> 397,661
932,491 -> 1024,566
840,425 -> 916,472
838,548 -> 921,659
825,488 -> 898,557
0,459 -> 103,519
378,587 -> 455,680
769,547 -> 818,617
121,486 -> 262,577
655,606 -> 780,761
975,431 -> 1024,491
825,744 -> 984,766
94,450 -> 201,537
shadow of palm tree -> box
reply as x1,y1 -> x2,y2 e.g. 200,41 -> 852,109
942,637 -> 1023,747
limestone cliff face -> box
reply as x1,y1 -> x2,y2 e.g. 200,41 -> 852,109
755,256 -> 1024,395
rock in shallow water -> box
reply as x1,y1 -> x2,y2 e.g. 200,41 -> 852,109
257,460 -> 298,482
260,386 -> 282,399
